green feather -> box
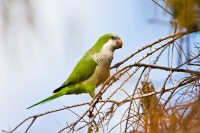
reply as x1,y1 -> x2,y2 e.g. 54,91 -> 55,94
27,92 -> 64,109
27,33 -> 113,109
54,34 -> 112,92
53,55 -> 97,93
87,33 -> 112,54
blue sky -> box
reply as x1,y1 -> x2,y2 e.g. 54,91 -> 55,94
0,0 -> 175,132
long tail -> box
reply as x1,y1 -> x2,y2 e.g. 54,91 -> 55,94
27,92 -> 64,109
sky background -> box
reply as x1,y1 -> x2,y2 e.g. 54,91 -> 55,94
0,0 -> 181,132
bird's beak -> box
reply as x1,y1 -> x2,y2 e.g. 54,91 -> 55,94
116,39 -> 123,49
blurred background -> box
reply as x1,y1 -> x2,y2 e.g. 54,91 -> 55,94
1,0 -> 198,132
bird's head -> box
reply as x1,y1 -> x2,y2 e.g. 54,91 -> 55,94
109,33 -> 123,50
101,33 -> 122,51
92,33 -> 123,53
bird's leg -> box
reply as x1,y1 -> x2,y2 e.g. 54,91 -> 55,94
89,92 -> 95,98
98,94 -> 102,100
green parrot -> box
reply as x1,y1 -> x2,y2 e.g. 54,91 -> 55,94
27,33 -> 123,109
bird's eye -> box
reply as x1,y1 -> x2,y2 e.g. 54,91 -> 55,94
111,36 -> 116,40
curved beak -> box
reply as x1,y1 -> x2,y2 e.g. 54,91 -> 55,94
116,38 -> 123,49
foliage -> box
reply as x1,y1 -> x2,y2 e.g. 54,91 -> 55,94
153,0 -> 200,31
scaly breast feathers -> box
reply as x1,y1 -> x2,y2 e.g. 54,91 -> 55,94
83,66 -> 110,87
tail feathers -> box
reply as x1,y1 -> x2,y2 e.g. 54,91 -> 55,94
27,92 -> 63,109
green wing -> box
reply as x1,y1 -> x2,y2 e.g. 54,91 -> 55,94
53,55 -> 96,93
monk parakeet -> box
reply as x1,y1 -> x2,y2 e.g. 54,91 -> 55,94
27,33 -> 123,109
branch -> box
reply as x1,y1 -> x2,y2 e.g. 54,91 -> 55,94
131,62 -> 200,76
111,31 -> 195,69
4,102 -> 90,133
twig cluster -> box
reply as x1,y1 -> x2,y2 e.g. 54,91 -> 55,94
3,30 -> 200,133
